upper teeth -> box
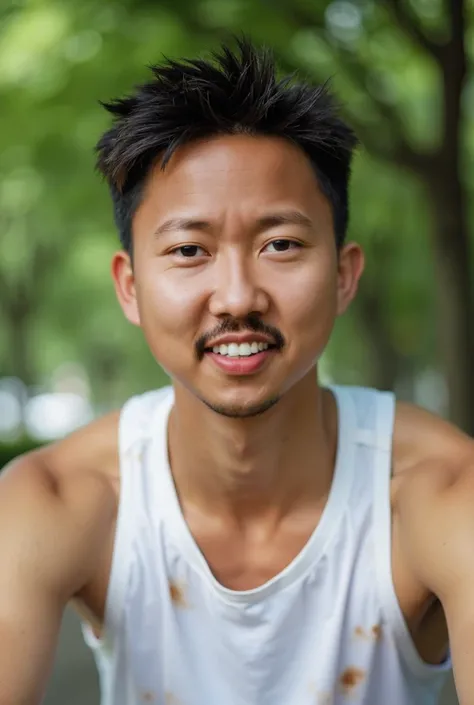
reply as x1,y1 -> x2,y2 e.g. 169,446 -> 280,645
212,342 -> 269,357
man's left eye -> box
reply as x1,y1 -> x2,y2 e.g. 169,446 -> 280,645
264,239 -> 301,253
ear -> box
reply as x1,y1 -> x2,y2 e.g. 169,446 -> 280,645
111,251 -> 141,326
336,242 -> 365,316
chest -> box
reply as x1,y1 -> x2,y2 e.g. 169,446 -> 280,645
81,542 -> 422,705
75,500 -> 446,667
184,508 -> 326,591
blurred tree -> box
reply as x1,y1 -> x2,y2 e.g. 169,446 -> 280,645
0,0 -> 178,406
0,0 -> 472,430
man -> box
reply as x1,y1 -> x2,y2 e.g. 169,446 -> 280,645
1,39 -> 473,705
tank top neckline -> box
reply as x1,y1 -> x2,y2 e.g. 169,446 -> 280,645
150,386 -> 357,604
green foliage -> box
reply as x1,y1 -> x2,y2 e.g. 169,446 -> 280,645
0,0 -> 472,411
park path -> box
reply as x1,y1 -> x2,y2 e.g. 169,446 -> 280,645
44,608 -> 459,705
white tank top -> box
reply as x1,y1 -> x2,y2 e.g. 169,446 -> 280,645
82,385 -> 451,705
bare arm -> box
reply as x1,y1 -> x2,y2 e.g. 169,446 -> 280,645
0,414 -> 118,705
397,457 -> 474,705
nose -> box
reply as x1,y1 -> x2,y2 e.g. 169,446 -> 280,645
208,251 -> 270,319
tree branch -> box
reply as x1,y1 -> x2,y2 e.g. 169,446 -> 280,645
269,2 -> 439,173
440,0 -> 466,158
448,0 -> 466,47
353,122 -> 434,174
277,46 -> 436,174
382,0 -> 444,62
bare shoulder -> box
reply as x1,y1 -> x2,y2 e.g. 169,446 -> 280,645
392,401 -> 474,600
393,400 -> 473,479
21,408 -> 120,481
0,414 -> 122,703
0,410 -> 121,597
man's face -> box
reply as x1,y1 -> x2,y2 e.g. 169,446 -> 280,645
113,134 -> 363,417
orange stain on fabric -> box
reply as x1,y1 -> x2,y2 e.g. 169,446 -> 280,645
354,626 -> 368,639
372,624 -> 382,640
169,580 -> 187,607
339,667 -> 366,694
354,624 -> 382,641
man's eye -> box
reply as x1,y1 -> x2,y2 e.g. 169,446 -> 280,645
264,239 -> 302,253
172,245 -> 206,258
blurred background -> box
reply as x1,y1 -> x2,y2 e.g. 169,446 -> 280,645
1,0 -> 472,702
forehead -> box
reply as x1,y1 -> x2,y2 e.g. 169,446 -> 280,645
134,134 -> 331,232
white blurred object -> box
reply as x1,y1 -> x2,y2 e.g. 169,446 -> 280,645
52,361 -> 91,398
25,392 -> 93,441
414,369 -> 448,416
325,1 -> 362,43
0,389 -> 22,437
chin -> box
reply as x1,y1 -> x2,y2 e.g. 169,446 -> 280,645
198,391 -> 282,418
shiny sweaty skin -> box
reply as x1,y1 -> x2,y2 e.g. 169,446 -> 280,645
1,134 -> 474,705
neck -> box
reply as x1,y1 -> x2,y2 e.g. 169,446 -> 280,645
168,372 -> 338,521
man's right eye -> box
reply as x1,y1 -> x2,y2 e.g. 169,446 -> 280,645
171,245 -> 207,258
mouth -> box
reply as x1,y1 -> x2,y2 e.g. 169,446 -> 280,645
206,341 -> 276,358
203,339 -> 278,376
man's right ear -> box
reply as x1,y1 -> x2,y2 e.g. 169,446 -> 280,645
111,251 -> 141,326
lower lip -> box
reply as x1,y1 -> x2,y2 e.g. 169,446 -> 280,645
205,349 -> 274,375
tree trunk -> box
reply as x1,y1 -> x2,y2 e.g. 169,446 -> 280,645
425,18 -> 473,432
355,295 -> 401,392
427,170 -> 474,433
0,242 -> 56,388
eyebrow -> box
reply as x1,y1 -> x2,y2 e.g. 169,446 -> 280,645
153,210 -> 313,238
154,218 -> 211,238
256,211 -> 313,230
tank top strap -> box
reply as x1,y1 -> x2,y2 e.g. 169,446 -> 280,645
84,387 -> 174,649
118,389 -> 170,454
334,386 -> 392,450
371,392 -> 397,643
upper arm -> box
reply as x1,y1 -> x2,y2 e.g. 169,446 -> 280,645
397,463 -> 474,704
0,415 -> 118,705
393,404 -> 474,702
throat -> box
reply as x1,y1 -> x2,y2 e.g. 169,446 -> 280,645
165,382 -> 340,591
168,383 -> 338,520
172,424 -> 299,516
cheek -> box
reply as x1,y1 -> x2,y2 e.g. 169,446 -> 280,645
278,259 -> 338,331
134,266 -> 205,341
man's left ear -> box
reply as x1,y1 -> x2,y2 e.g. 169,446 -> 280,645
336,242 -> 365,315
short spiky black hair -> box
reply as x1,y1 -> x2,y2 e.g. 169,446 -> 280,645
96,38 -> 358,253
